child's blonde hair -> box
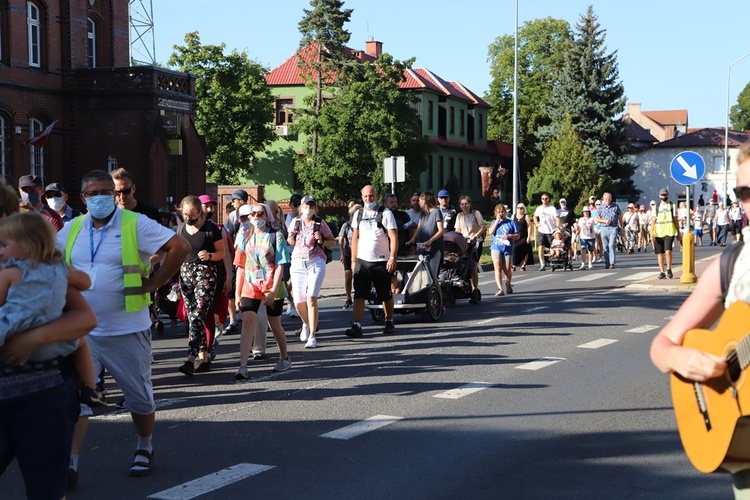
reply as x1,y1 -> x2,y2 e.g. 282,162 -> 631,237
0,212 -> 62,265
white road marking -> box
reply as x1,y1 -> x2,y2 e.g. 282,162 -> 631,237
148,463 -> 275,499
524,306 -> 548,313
320,415 -> 403,440
664,315 -> 674,320
516,357 -> 565,370
567,273 -> 609,282
434,382 -> 493,399
625,325 -> 660,333
578,339 -> 619,349
562,297 -> 583,303
632,266 -> 661,270
617,272 -> 659,281
477,316 -> 500,325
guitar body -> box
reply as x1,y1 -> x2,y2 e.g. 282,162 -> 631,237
671,301 -> 750,473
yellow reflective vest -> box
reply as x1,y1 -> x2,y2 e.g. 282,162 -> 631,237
653,202 -> 678,238
65,210 -> 152,312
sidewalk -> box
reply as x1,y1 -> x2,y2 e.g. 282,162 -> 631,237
625,251 -> 719,292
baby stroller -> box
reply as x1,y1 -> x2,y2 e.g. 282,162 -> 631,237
439,231 -> 481,306
152,275 -> 181,334
545,229 -> 573,271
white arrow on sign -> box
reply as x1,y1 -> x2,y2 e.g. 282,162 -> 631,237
676,155 -> 698,180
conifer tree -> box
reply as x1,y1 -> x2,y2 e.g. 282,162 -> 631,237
536,6 -> 637,198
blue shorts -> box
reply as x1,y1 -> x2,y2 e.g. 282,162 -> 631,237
579,238 -> 595,251
693,228 -> 703,237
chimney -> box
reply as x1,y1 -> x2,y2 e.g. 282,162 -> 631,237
627,103 -> 641,117
365,36 -> 382,58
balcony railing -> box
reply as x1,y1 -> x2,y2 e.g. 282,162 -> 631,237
73,65 -> 194,97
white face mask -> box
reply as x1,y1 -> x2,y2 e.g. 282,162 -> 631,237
300,207 -> 314,220
47,196 -> 65,212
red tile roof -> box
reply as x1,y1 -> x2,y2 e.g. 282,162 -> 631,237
265,42 -> 377,86
449,81 -> 490,107
642,109 -> 688,126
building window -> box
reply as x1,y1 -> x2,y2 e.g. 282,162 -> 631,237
459,109 -> 465,137
29,118 -> 44,178
468,160 -> 473,189
427,155 -> 433,187
87,18 -> 97,68
449,106 -> 455,135
275,98 -> 294,125
27,2 -> 41,67
107,153 -> 118,172
0,114 -> 7,177
438,156 -> 444,188
478,113 -> 484,140
427,101 -> 434,131
712,156 -> 723,173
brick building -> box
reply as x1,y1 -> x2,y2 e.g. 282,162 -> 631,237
0,0 -> 206,209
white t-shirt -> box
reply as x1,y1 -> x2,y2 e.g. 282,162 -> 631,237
534,205 -> 558,234
57,209 -> 176,337
353,206 -> 397,262
577,217 -> 594,239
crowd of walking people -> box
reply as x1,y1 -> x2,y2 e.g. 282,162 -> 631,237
1,163 -> 747,498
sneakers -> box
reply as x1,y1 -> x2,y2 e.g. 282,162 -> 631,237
115,398 -> 126,410
588,262 -> 593,269
194,360 -> 211,373
210,339 -> 219,362
178,360 -> 194,377
667,269 -> 673,279
343,299 -> 353,309
579,263 -> 586,270
304,336 -> 317,348
67,468 -> 78,491
658,272 -> 666,279
234,366 -> 248,381
253,352 -> 265,360
299,324 -> 310,342
224,321 -> 238,335
506,282 -> 513,294
383,320 -> 395,334
539,265 -> 546,271
286,304 -> 299,317
274,356 -> 292,372
345,322 -> 363,338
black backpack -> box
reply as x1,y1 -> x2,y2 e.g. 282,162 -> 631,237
354,205 -> 387,233
293,217 -> 332,263
720,242 -> 744,301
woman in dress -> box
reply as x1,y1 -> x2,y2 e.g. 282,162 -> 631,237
511,203 -> 533,271
287,195 -> 335,348
177,195 -> 225,376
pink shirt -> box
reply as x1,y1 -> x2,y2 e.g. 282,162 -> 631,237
289,217 -> 333,261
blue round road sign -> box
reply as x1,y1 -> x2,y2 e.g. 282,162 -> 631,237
670,151 -> 705,186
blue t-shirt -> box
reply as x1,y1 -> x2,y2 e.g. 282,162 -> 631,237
491,218 -> 518,254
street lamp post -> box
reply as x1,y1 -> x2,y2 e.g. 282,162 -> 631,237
511,0 -> 519,210
724,53 -> 750,205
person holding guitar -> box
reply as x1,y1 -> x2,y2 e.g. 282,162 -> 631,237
650,140 -> 750,496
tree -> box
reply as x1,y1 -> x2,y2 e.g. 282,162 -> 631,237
527,115 -> 601,210
297,0 -> 353,158
486,18 -> 571,168
536,6 -> 638,199
294,54 -> 430,201
730,81 -> 750,131
168,32 -> 275,184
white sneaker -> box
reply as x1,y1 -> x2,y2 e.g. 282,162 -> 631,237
304,336 -> 317,349
273,356 -> 292,372
300,324 -> 310,342
588,262 -> 593,269
286,304 -> 298,317
579,263 -> 586,270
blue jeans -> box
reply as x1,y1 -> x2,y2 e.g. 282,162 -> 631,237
600,226 -> 619,267
0,376 -> 79,499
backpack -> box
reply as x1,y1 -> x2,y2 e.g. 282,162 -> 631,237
720,241 -> 744,301
293,217 -> 332,263
354,205 -> 387,234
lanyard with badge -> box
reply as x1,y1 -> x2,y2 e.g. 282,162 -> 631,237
86,220 -> 108,289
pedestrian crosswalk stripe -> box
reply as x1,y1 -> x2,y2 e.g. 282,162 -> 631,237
617,272 -> 659,281
320,415 -> 403,440
578,339 -> 619,349
567,273 -> 609,282
516,357 -> 565,370
148,463 -> 275,499
625,325 -> 660,333
434,382 -> 493,399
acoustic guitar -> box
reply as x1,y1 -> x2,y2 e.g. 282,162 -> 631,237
671,301 -> 750,473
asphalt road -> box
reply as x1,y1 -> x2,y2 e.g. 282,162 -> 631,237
2,245 -> 734,499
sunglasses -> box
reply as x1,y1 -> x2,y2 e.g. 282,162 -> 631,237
734,185 -> 750,202
114,187 -> 133,196
516,206 -> 525,209
83,190 -> 114,198
45,192 -> 62,199
249,211 -> 266,217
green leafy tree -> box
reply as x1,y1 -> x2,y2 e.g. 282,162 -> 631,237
297,0 -> 353,157
527,115 -> 601,210
536,6 -> 637,199
294,54 -> 430,201
168,32 -> 275,184
730,81 -> 750,131
486,18 -> 571,170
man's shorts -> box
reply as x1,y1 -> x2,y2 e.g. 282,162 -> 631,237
693,228 -> 703,238
537,232 -> 553,248
353,259 -> 392,303
654,235 -> 675,255
578,238 -> 595,252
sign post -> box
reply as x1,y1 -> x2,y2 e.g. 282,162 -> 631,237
383,156 -> 405,195
669,151 -> 706,285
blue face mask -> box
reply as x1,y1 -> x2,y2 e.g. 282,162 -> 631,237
241,220 -> 252,231
86,195 -> 116,219
21,192 -> 40,206
251,219 -> 267,229
365,201 -> 378,210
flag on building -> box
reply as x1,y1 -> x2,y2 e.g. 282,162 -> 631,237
24,120 -> 58,148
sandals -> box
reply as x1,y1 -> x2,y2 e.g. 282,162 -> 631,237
495,289 -> 504,296
520,265 -> 526,271
511,265 -> 516,271
129,449 -> 154,477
